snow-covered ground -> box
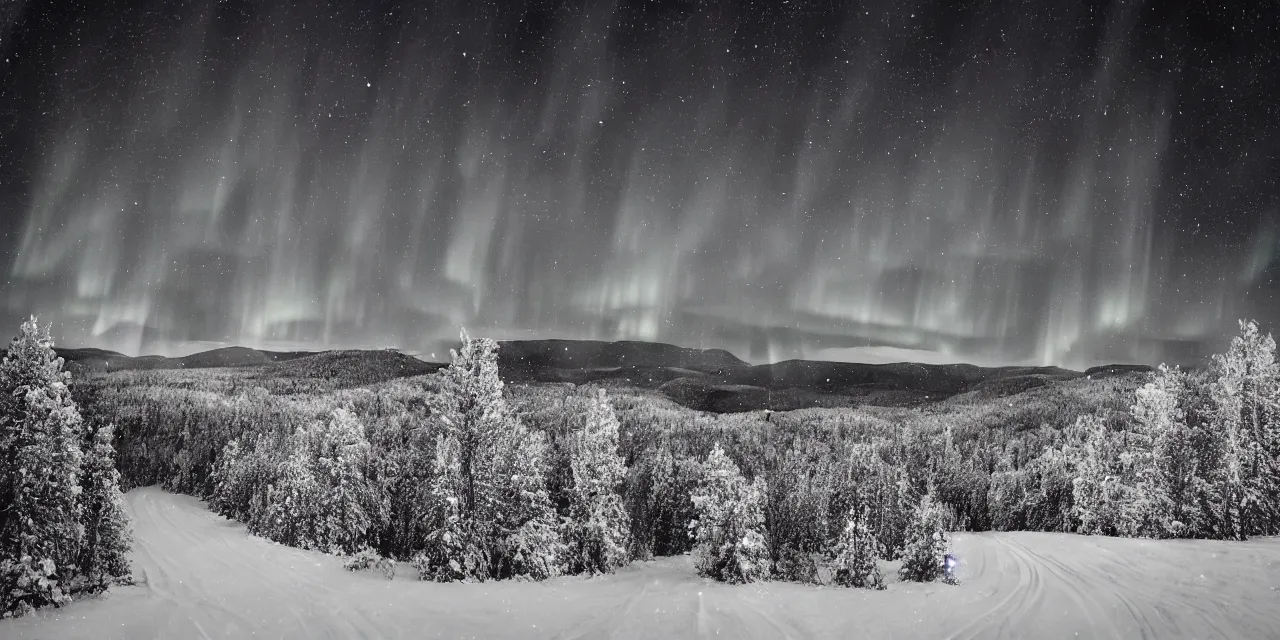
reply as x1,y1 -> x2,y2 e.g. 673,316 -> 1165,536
3,487 -> 1278,640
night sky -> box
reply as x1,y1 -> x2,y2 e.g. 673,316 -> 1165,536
0,0 -> 1276,368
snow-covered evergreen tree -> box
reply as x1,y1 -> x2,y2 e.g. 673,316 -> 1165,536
0,317 -> 86,616
627,443 -> 699,559
302,408 -> 384,554
419,330 -> 565,581
690,443 -> 770,584
260,439 -> 321,548
236,408 -> 387,555
209,438 -> 247,519
1127,365 -> 1187,537
1072,413 -> 1128,536
210,432 -> 285,529
250,409 -> 385,554
897,494 -> 948,582
417,430 -> 487,581
489,415 -> 565,581
1210,320 -> 1280,537
77,424 -> 132,590
563,388 -> 630,575
830,507 -> 884,589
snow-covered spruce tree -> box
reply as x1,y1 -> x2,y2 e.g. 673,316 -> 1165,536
831,507 -> 885,590
211,432 -> 285,526
490,418 -> 565,581
76,424 -> 132,591
416,431 -> 487,581
417,330 -> 565,581
253,409 -> 385,554
301,408 -> 385,555
766,440 -> 834,584
259,437 -> 321,549
0,317 -> 87,617
563,388 -> 630,575
625,443 -> 700,559
1126,365 -> 1187,538
1210,320 -> 1280,537
208,438 -> 247,519
1071,413 -> 1127,536
881,463 -> 916,558
1181,368 -> 1243,540
897,494 -> 948,583
690,443 -> 770,584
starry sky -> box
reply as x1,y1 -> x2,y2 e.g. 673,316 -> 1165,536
0,0 -> 1276,368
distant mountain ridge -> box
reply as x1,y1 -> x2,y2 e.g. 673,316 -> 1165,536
497,339 -> 747,372
13,339 -> 1154,413
44,346 -> 316,373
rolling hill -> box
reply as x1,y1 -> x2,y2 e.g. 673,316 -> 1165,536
34,339 -> 1152,412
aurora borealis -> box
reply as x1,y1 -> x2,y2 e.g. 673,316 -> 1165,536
0,0 -> 1276,367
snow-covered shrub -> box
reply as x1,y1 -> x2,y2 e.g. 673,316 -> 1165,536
690,443 -> 771,584
831,507 -> 884,589
772,546 -> 819,585
897,495 -> 948,583
344,547 -> 394,579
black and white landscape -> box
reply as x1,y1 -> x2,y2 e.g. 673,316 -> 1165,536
0,320 -> 1279,638
1,0 -> 1278,638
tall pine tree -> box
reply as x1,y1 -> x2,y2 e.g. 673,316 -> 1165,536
1072,413 -> 1127,536
0,317 -> 86,616
301,408 -> 385,555
563,388 -> 630,575
1127,365 -> 1186,538
77,424 -> 132,590
418,330 -> 565,581
1210,320 -> 1280,537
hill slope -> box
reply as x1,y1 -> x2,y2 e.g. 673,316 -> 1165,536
43,339 -> 1151,412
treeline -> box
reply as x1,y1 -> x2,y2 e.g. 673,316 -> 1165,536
64,321 -> 1280,591
1,318 -> 131,618
991,321 -> 1280,540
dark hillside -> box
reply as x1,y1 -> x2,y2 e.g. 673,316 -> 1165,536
36,338 -> 1149,413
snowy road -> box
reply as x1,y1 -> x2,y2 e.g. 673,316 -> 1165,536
3,487 -> 1278,639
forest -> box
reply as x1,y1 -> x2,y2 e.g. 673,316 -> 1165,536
3,317 -> 1278,617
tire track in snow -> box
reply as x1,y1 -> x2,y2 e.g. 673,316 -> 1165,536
946,534 -> 1040,640
989,535 -> 1046,640
998,535 -> 1135,640
1055,539 -> 1233,640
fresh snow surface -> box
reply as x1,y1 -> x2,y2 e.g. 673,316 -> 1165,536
3,487 -> 1279,640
